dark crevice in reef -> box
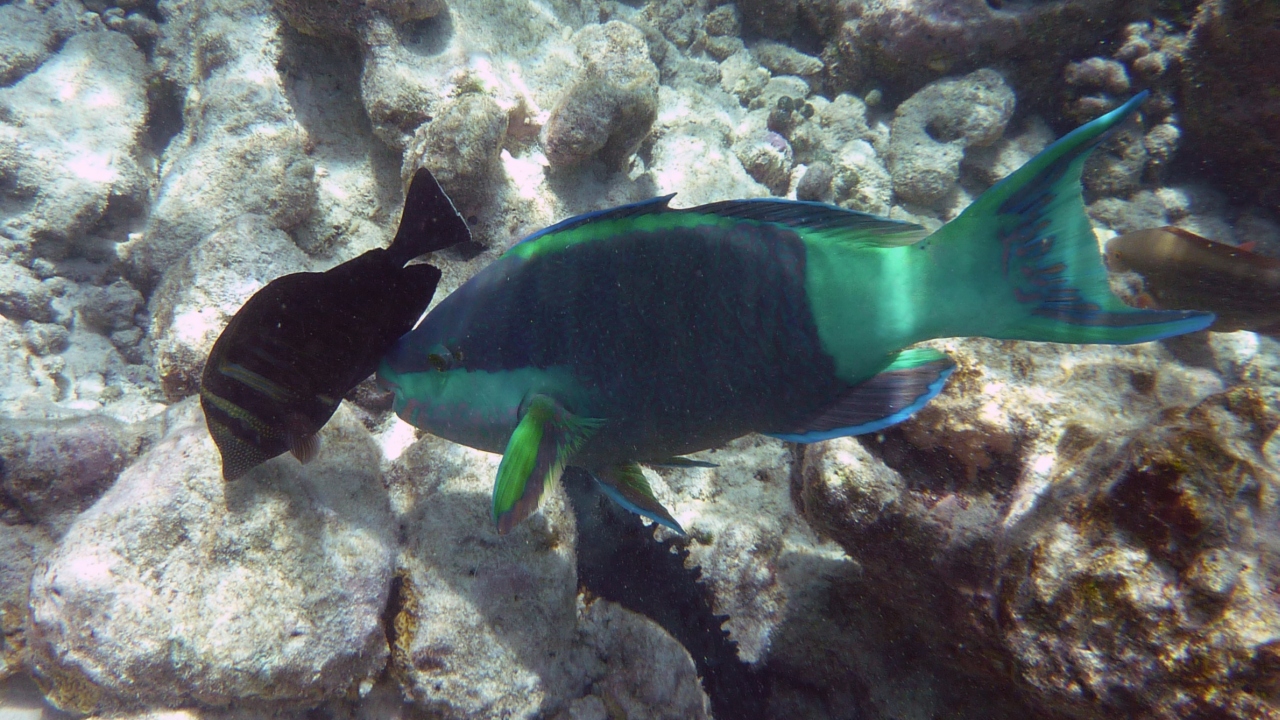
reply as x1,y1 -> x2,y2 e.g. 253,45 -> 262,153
142,75 -> 184,160
563,468 -> 769,720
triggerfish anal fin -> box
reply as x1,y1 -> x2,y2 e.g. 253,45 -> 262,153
493,395 -> 603,534
769,347 -> 955,442
593,463 -> 685,534
934,91 -> 1214,345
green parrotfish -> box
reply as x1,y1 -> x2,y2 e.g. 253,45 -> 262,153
378,92 -> 1214,535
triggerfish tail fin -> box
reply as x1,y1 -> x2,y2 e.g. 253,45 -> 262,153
387,168 -> 472,266
592,463 -> 685,534
770,347 -> 955,442
923,91 -> 1214,345
492,394 -> 603,534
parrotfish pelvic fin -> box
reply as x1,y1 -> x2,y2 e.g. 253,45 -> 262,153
492,394 -> 603,535
592,463 -> 685,534
769,347 -> 955,442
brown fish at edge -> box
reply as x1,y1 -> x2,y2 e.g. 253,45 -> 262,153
1105,226 -> 1280,336
199,168 -> 471,480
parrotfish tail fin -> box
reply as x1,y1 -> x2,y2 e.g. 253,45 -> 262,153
592,463 -> 685,534
769,347 -> 954,442
387,168 -> 473,266
493,394 -> 603,535
926,91 -> 1214,344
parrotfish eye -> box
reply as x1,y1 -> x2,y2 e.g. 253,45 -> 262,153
427,353 -> 448,371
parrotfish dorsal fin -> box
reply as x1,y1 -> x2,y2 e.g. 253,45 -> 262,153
593,463 -> 684,534
492,394 -> 603,534
769,347 -> 955,442
694,198 -> 928,248
511,195 -> 676,251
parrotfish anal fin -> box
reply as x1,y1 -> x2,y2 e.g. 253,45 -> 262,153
769,347 -> 955,442
645,457 -> 719,469
493,395 -> 603,535
387,168 -> 472,266
593,463 -> 685,534
696,199 -> 927,248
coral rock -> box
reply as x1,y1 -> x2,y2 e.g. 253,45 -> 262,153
26,399 -> 394,714
732,131 -> 794,196
403,93 -> 508,213
542,22 -> 659,170
384,434 -> 579,719
1181,0 -> 1280,210
129,3 -> 316,288
0,522 -> 54,680
888,68 -> 1014,206
0,414 -> 159,533
0,30 -> 150,262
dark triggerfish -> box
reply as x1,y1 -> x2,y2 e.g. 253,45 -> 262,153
1105,226 -> 1280,335
377,92 -> 1214,535
201,169 -> 470,480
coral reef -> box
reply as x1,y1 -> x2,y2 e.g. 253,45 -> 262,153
542,22 -> 660,170
0,30 -> 150,263
25,400 -> 394,714
0,0 -> 1277,718
402,92 -> 508,213
125,0 -> 316,288
826,0 -> 1127,102
1181,0 -> 1280,210
887,68 -> 1015,207
796,332 -> 1280,719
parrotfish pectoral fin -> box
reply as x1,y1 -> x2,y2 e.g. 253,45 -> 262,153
769,347 -> 955,442
592,463 -> 685,534
926,91 -> 1214,345
387,168 -> 472,266
493,394 -> 603,535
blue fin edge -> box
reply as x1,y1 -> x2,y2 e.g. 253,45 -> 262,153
592,473 -> 686,534
767,365 -> 955,443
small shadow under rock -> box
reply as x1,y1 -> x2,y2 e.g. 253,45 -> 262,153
396,11 -> 454,57
562,467 -> 768,720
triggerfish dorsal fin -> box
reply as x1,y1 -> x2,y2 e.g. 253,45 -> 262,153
592,463 -> 685,534
493,394 -> 603,534
769,347 -> 955,442
387,168 -> 473,266
695,198 -> 928,248
922,91 -> 1214,345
